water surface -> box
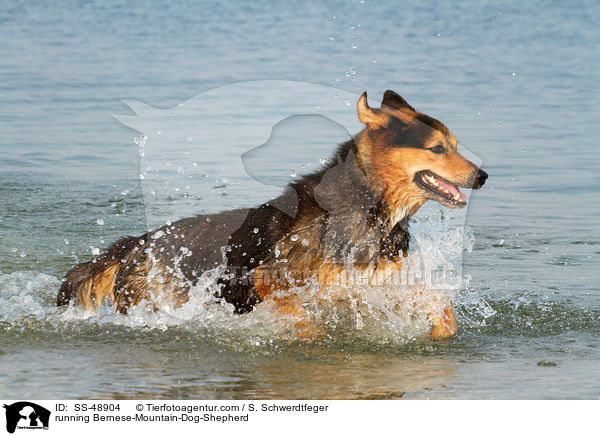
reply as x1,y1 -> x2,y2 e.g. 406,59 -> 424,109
1,0 -> 598,399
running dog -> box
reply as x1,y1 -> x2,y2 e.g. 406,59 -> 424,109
57,90 -> 487,339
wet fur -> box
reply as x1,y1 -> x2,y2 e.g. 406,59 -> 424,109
58,90 -> 486,337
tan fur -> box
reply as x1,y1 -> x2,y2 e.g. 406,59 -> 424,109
114,258 -> 190,311
429,304 -> 458,340
78,264 -> 119,311
357,92 -> 388,127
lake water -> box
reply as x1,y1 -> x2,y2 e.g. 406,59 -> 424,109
0,0 -> 598,399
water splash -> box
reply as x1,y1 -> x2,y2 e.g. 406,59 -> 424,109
0,208 -> 483,347
12,209 -> 592,348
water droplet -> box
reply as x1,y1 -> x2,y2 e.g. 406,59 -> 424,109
290,234 -> 299,241
133,134 -> 147,146
302,239 -> 309,246
290,169 -> 297,178
253,228 -> 259,234
96,218 -> 104,225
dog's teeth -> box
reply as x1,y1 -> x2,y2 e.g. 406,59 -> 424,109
454,193 -> 461,201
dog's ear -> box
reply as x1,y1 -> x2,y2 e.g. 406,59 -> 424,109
381,90 -> 415,111
357,92 -> 388,128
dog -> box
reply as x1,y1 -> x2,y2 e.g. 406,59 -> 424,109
57,90 -> 487,339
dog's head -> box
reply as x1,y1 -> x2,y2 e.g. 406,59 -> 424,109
356,90 -> 487,216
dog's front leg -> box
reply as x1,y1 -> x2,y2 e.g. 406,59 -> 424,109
254,266 -> 324,339
428,302 -> 457,340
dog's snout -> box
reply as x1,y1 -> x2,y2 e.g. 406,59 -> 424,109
472,169 -> 488,189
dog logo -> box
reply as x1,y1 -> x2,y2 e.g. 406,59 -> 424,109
3,402 -> 50,433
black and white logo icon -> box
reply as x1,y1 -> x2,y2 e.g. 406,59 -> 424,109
3,402 -> 50,433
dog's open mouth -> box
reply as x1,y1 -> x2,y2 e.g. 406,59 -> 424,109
415,170 -> 467,207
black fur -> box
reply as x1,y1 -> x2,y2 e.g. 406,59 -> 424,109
382,90 -> 415,111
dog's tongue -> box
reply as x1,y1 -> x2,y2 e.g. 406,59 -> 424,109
435,175 -> 467,202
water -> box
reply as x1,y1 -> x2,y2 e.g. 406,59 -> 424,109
1,0 -> 599,399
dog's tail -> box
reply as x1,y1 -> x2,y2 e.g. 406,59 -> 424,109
57,236 -> 138,310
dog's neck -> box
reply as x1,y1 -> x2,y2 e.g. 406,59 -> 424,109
350,133 -> 422,229
286,137 -> 414,262
334,142 -> 413,260
312,138 -> 416,228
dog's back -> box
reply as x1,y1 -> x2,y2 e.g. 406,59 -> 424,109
57,208 -> 257,312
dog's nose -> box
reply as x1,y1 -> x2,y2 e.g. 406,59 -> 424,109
472,169 -> 488,189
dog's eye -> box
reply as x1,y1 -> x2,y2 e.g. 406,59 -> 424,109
429,145 -> 446,154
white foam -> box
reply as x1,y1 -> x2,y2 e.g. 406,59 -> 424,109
0,271 -> 62,323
